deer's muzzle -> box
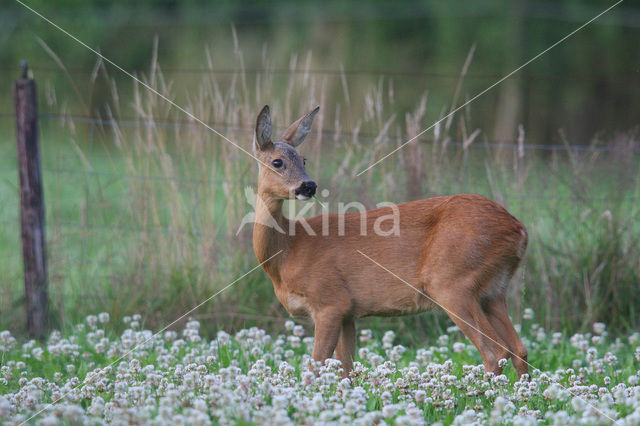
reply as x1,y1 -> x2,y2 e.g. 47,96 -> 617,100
294,181 -> 317,200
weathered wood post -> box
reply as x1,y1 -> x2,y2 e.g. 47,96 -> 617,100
14,60 -> 49,338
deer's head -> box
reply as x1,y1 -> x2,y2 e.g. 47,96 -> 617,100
253,105 -> 319,200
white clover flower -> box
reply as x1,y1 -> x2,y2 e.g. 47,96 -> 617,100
164,330 -> 177,342
415,390 -> 427,403
543,384 -> 560,400
453,410 -> 477,425
415,348 -> 432,365
536,329 -> 547,342
217,331 -> 231,346
437,335 -> 449,346
380,390 -> 393,404
88,396 -> 105,416
492,374 -> 509,387
186,319 -> 200,330
284,320 -> 295,332
382,404 -> 398,418
344,399 -> 359,415
37,414 -> 60,425
604,352 -> 618,366
523,308 -> 534,321
193,398 -> 207,412
286,335 -> 301,349
447,325 -> 460,333
338,414 -> 353,424
358,347 -> 371,362
359,329 -> 373,343
452,342 -> 466,353
494,396 -> 508,411
390,345 -> 406,362
85,315 -> 98,328
572,359 -> 583,371
98,312 -> 110,323
601,393 -> 614,407
0,331 -> 16,352
292,325 -> 305,337
382,331 -> 396,349
593,322 -> 606,335
571,396 -> 586,413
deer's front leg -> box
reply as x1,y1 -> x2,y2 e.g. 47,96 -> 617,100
311,308 -> 345,365
335,318 -> 356,377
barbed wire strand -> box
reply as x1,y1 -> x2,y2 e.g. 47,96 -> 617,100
1,66 -> 639,83
1,112 -> 638,154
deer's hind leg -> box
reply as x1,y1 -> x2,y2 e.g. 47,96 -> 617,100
429,281 -> 510,376
479,262 -> 529,378
484,297 -> 529,378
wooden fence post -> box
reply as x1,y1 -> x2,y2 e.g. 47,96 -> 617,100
14,60 -> 49,338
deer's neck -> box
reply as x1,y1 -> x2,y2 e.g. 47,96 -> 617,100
252,193 -> 289,278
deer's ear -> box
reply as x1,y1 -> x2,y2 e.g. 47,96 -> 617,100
280,106 -> 320,147
254,105 -> 273,151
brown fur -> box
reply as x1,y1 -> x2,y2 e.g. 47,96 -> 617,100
252,106 -> 529,378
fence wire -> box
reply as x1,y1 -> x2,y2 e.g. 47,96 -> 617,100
2,65 -> 639,82
1,112 -> 639,154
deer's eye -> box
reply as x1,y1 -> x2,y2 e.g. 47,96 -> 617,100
272,159 -> 283,168
303,158 -> 307,166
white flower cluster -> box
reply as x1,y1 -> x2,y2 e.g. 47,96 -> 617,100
0,312 -> 639,424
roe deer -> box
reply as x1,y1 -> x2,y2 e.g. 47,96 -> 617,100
252,105 -> 529,378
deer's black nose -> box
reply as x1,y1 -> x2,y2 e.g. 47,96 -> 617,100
295,181 -> 317,197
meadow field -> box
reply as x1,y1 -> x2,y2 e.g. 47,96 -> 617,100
1,311 -> 640,424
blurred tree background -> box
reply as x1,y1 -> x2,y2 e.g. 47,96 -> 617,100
1,0 -> 639,145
